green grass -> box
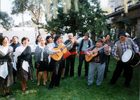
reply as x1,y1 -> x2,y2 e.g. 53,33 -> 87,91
0,56 -> 139,100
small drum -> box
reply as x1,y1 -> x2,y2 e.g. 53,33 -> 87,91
122,49 -> 140,67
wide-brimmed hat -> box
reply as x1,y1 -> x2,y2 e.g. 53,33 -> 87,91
118,31 -> 126,38
96,38 -> 103,43
85,32 -> 90,37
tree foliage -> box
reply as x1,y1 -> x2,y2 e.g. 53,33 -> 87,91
0,11 -> 14,30
11,0 -> 28,15
44,0 -> 108,37
11,0 -> 44,34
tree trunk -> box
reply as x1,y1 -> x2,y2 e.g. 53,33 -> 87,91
22,13 -> 25,27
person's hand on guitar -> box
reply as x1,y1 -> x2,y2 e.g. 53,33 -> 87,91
104,45 -> 109,50
86,52 -> 91,57
71,39 -> 75,45
56,49 -> 61,53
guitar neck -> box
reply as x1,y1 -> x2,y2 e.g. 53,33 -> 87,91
97,46 -> 105,51
61,36 -> 77,51
61,41 -> 72,51
91,45 -> 105,53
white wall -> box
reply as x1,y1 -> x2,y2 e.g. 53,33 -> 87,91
3,31 -> 36,45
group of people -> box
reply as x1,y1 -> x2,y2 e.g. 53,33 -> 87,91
0,31 -> 139,98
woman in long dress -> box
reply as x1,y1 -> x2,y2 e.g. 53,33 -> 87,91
15,37 -> 33,91
0,36 -> 13,98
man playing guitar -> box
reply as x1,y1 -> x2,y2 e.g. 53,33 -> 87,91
64,33 -> 79,78
85,38 -> 109,87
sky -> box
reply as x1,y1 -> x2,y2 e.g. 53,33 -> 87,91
1,0 -> 109,25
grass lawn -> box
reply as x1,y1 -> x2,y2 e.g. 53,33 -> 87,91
0,55 -> 139,100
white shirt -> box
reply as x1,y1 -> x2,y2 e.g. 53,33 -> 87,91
14,45 -> 26,62
0,45 -> 8,55
0,45 -> 9,78
39,45 -> 45,61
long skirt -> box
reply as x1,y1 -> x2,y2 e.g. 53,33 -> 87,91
17,61 -> 33,82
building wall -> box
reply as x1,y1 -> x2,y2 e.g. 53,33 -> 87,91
112,7 -> 140,23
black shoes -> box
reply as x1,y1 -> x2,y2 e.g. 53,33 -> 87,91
108,83 -> 114,86
78,75 -> 81,78
49,87 -> 53,90
104,77 -> 108,79
96,85 -> 100,87
2,92 -> 13,98
125,85 -> 130,88
26,87 -> 30,90
6,92 -> 13,96
55,84 -> 60,88
86,84 -> 91,87
2,94 -> 7,98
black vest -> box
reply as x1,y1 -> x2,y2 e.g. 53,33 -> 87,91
91,46 -> 106,64
65,40 -> 77,52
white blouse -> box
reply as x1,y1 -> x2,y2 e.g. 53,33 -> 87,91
39,45 -> 45,61
0,45 -> 8,55
14,45 -> 26,62
0,45 -> 9,79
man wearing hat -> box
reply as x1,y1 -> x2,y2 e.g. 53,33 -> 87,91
109,31 -> 139,88
77,32 -> 93,78
85,38 -> 109,87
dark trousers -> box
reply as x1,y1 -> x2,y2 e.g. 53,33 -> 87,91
110,61 -> 133,86
104,56 -> 110,78
78,54 -> 89,77
49,60 -> 63,88
64,55 -> 76,77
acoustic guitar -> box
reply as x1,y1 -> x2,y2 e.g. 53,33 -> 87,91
51,36 -> 77,61
85,45 -> 108,62
51,42 -> 72,61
